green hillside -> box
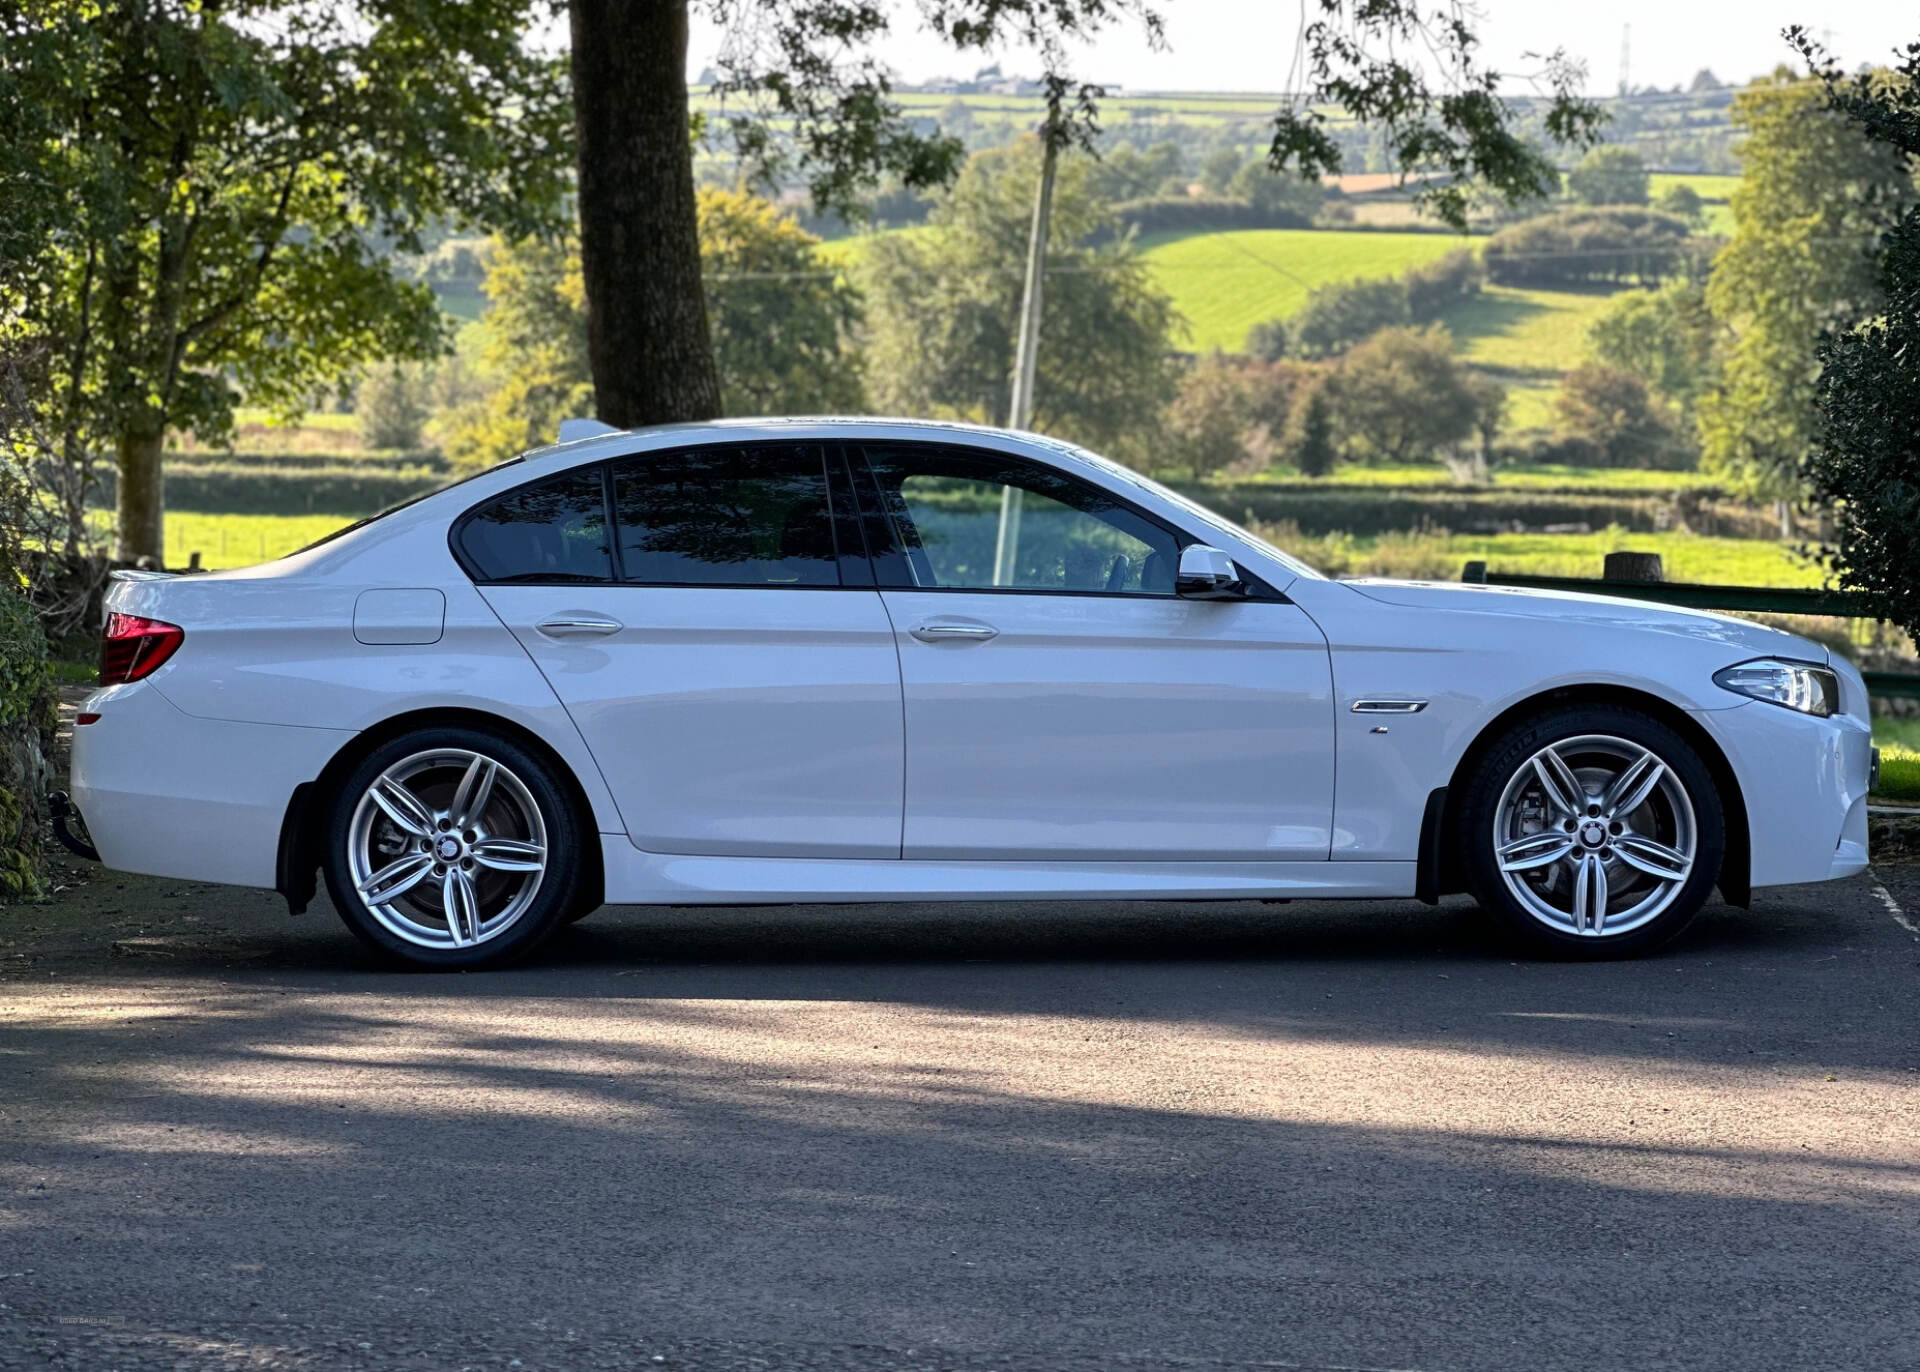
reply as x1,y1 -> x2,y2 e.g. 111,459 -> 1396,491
1438,285 -> 1624,430
1135,228 -> 1474,352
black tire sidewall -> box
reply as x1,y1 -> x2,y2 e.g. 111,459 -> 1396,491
1460,704 -> 1726,959
321,726 -> 584,970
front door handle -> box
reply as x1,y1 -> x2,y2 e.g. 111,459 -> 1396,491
536,615 -> 622,639
911,620 -> 999,643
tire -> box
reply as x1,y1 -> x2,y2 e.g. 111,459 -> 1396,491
321,726 -> 585,970
1459,703 -> 1725,959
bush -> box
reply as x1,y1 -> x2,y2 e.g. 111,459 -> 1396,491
0,584 -> 53,902
1655,183 -> 1706,227
1484,207 -> 1693,288
91,459 -> 446,516
1554,364 -> 1683,467
1288,383 -> 1338,477
1103,196 -> 1313,239
1162,354 -> 1258,481
1566,145 -> 1651,206
356,362 -> 430,450
1244,248 -> 1483,359
1288,277 -> 1411,359
1402,249 -> 1486,318
1327,325 -> 1479,462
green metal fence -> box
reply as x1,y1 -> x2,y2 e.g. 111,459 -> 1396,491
1458,561 -> 1920,701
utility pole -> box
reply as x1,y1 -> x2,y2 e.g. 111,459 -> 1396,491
1617,23 -> 1631,98
1007,123 -> 1061,433
996,119 -> 1062,585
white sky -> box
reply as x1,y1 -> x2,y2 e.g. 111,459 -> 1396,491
689,1 -> 1916,97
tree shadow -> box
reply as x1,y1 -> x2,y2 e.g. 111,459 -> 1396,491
2,937 -> 1917,1371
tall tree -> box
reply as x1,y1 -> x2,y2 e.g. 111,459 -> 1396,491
568,0 -> 1602,427
2,0 -> 571,564
858,139 -> 1177,460
448,190 -> 864,466
1696,67 -> 1910,497
1795,30 -> 1920,637
1327,325 -> 1479,464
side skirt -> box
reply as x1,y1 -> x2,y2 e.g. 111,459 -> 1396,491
600,837 -> 1417,905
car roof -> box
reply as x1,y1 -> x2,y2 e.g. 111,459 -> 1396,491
518,416 -> 1075,465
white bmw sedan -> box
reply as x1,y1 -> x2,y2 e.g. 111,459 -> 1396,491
69,418 -> 1873,969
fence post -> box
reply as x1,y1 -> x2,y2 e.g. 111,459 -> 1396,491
1603,551 -> 1664,582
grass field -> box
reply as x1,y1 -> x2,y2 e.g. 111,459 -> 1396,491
119,511 -> 362,569
1873,719 -> 1920,802
1134,228 -> 1474,351
1257,525 -> 1822,587
1438,283 -> 1622,430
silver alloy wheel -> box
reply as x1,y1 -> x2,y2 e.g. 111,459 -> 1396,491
1492,733 -> 1697,938
345,748 -> 548,950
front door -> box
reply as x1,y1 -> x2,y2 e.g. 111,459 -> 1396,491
852,443 -> 1336,862
467,445 -> 904,859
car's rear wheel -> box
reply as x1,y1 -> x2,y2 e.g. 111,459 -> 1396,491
1460,704 -> 1725,958
322,727 -> 583,970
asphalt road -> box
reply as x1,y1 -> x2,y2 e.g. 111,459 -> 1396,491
3,860 -> 1918,1372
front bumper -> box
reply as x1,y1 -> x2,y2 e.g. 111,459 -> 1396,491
1692,700 -> 1874,890
70,680 -> 352,890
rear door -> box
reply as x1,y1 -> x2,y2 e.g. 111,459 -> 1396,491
850,442 -> 1336,862
468,445 -> 905,859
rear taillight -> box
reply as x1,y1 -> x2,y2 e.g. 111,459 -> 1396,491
99,613 -> 184,685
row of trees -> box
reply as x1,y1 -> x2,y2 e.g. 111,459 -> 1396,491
4,0 -> 1604,567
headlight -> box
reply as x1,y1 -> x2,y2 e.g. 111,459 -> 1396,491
1712,658 -> 1838,717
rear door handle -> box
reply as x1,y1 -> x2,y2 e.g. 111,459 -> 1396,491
911,620 -> 998,643
536,615 -> 622,639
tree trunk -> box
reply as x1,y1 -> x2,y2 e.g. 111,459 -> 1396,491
568,0 -> 722,427
115,425 -> 166,567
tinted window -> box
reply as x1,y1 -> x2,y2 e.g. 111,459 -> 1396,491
458,468 -> 612,583
613,445 -> 840,587
861,447 -> 1179,595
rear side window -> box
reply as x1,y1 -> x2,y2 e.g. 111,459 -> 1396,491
458,468 -> 613,583
611,445 -> 840,587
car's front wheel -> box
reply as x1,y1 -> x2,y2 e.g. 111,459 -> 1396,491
1460,704 -> 1725,957
322,727 -> 584,969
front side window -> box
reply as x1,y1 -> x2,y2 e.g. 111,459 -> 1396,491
457,467 -> 612,583
612,445 -> 840,587
861,446 -> 1179,595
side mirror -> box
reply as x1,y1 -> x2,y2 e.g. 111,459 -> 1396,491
1175,544 -> 1243,599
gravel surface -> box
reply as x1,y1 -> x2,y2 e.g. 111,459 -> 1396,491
2,855 -> 1917,1372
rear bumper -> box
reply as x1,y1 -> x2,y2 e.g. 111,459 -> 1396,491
70,681 -> 352,889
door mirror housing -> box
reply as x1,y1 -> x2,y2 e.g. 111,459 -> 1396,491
1175,544 -> 1244,599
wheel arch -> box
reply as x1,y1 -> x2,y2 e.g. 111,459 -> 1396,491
1416,684 -> 1751,909
275,707 -> 606,917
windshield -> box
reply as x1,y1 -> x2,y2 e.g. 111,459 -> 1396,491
292,458 -> 525,556
1054,441 -> 1328,582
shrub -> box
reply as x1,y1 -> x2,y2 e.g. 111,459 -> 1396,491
1566,145 -> 1651,206
0,583 -> 53,902
1243,248 -> 1483,360
356,362 -> 430,451
1288,277 -> 1411,359
1327,325 -> 1479,462
1655,183 -> 1706,227
1484,207 -> 1693,288
1554,365 -> 1683,467
1402,249 -> 1486,318
1104,196 -> 1313,239
1162,353 -> 1258,481
1288,382 -> 1338,477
